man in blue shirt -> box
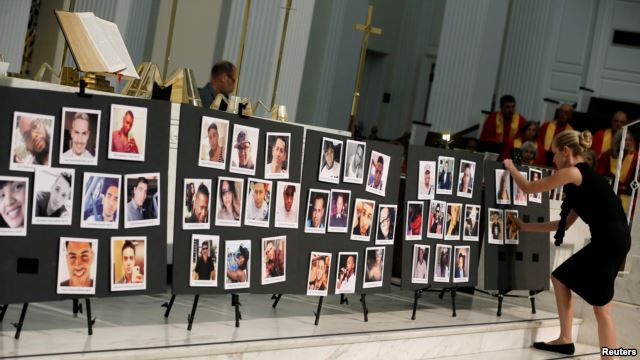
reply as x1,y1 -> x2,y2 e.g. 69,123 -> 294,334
198,61 -> 237,108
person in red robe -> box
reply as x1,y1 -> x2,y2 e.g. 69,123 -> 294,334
592,111 -> 628,157
597,130 -> 638,215
480,95 -> 527,145
539,103 -> 574,153
501,121 -> 546,165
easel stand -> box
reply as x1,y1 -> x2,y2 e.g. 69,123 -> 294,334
313,296 -> 324,326
360,294 -> 369,322
313,294 -> 369,325
161,294 -> 176,318
474,289 -> 542,316
8,298 -> 94,339
411,286 -> 458,319
271,294 -> 283,308
232,294 -> 242,328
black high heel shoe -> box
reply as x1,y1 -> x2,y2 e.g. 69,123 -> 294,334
532,341 -> 575,355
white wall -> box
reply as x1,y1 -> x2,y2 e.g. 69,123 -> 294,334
0,0 -> 32,73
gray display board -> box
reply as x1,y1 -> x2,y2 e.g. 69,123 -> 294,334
0,86 -> 170,304
171,105 -> 304,295
298,130 -> 402,295
401,146 -> 484,289
482,161 -> 550,291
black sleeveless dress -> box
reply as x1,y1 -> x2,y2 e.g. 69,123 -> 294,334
552,162 -> 631,306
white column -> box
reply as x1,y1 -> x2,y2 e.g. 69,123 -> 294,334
0,0 -> 31,73
426,0 -> 510,134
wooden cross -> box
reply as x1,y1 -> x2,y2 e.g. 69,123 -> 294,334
349,5 -> 382,136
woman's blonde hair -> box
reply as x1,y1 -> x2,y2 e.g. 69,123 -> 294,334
553,130 -> 592,157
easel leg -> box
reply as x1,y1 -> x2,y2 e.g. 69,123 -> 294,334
497,293 -> 504,317
13,303 -> 28,340
232,294 -> 241,327
313,296 -> 324,326
162,294 -> 176,318
438,288 -> 446,299
0,304 -> 8,322
529,290 -> 536,314
360,294 -> 368,322
411,290 -> 422,320
85,298 -> 95,335
340,294 -> 349,305
72,298 -> 82,317
450,288 -> 457,317
271,294 -> 282,309
187,294 -> 200,331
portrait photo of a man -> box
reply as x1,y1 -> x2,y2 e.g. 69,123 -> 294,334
335,252 -> 358,295
190,235 -> 219,287
10,111 -> 55,172
183,179 -> 211,230
124,173 -> 160,228
60,108 -> 100,166
111,237 -> 146,291
343,140 -> 366,184
436,156 -> 455,195
304,189 -> 329,234
57,237 -> 98,295
351,198 -> 375,241
366,151 -> 390,196
411,244 -> 430,284
32,167 -> 75,226
265,132 -> 290,179
244,178 -> 271,227
328,189 -> 351,232
417,161 -> 435,200
108,104 -> 147,161
318,137 -> 342,184
261,236 -> 286,285
230,124 -> 259,176
198,116 -> 228,169
274,182 -> 300,229
80,173 -> 121,229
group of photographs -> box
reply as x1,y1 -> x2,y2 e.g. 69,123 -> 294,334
198,116 -> 292,180
417,157 -> 476,200
0,170 -> 161,235
406,201 -> 481,241
318,138 -> 391,197
303,188 -> 397,245
1,106 -> 160,236
410,244 -> 471,284
56,236 -> 147,295
306,247 -> 386,296
488,167 -> 543,245
188,234 -> 285,290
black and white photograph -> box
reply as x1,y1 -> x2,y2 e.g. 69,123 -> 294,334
225,240 -> 251,290
57,237 -> 98,295
274,181 -> 300,228
343,140 -> 366,184
108,104 -> 147,162
495,169 -> 511,205
351,198 -> 376,241
444,202 -> 462,240
434,244 -> 452,283
264,132 -> 290,179
463,204 -> 481,241
488,208 -> 504,245
363,247 -> 385,288
190,234 -> 219,287
124,173 -> 160,228
215,177 -> 243,227
328,189 -> 351,233
417,160 -> 436,200
427,199 -> 446,239
335,252 -> 358,294
505,209 -> 519,245
244,178 -> 271,227
405,201 -> 424,240
411,244 -> 430,284
110,236 -> 146,291
183,178 -> 211,230
261,236 -> 286,285
307,252 -> 331,296
198,116 -> 229,169
436,156 -> 455,195
32,167 -> 75,225
453,246 -> 470,283
513,171 -> 527,206
304,189 -> 330,234
318,137 -> 343,184
229,124 -> 259,176
59,107 -> 101,166
80,172 -> 121,229
376,204 -> 397,245
528,168 -> 543,203
0,176 -> 29,237
10,111 -> 55,172
456,160 -> 475,198
366,151 -> 390,196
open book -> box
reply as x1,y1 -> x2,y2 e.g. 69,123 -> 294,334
55,10 -> 139,79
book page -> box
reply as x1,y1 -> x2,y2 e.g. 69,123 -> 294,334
78,13 -> 126,73
55,11 -> 108,72
96,18 -> 139,79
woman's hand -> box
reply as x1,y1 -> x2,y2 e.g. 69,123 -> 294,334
514,216 -> 529,232
503,159 -> 516,172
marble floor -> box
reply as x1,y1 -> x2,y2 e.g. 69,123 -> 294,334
0,288 -> 600,359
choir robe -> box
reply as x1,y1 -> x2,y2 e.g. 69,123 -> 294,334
479,112 -> 526,144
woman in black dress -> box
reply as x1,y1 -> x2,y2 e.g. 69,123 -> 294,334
504,130 -> 630,357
